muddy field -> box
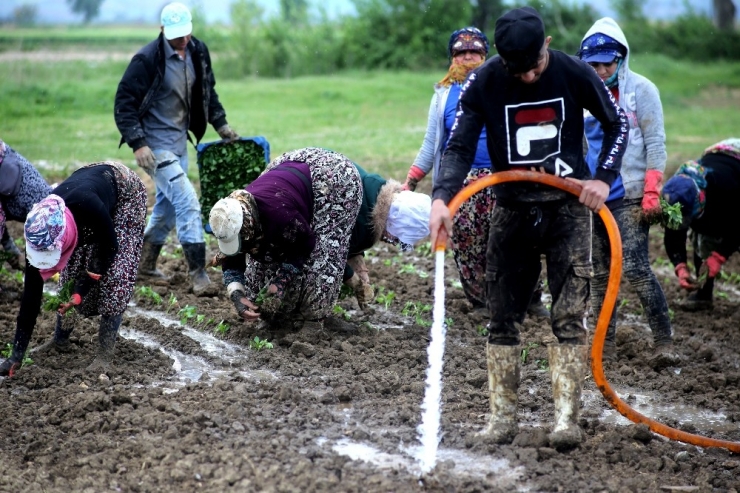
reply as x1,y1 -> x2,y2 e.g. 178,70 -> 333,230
0,210 -> 739,493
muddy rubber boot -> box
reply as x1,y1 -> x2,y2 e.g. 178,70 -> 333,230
0,346 -> 24,377
87,314 -> 122,372
547,343 -> 588,450
138,241 -> 169,280
182,243 -> 211,296
475,343 -> 520,444
526,281 -> 550,319
32,313 -> 75,355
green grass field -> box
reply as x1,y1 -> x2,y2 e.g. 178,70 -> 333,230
1,46 -> 739,184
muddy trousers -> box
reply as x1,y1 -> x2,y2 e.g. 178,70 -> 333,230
591,200 -> 672,346
485,198 -> 591,346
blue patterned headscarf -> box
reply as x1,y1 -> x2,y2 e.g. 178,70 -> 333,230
661,160 -> 708,221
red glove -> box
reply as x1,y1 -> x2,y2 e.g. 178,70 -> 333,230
641,170 -> 663,220
699,251 -> 726,280
674,263 -> 698,291
59,293 -> 82,315
402,165 -> 427,192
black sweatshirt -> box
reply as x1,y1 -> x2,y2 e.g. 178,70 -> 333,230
17,165 -> 118,349
433,50 -> 628,204
664,153 -> 740,265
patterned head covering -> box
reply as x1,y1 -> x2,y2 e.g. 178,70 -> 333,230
577,33 -> 626,63
24,194 -> 67,268
448,27 -> 489,58
661,160 -> 708,223
209,190 -> 261,256
703,138 -> 740,162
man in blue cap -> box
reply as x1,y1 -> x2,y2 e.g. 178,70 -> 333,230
114,2 -> 239,296
661,138 -> 740,311
428,6 -> 628,449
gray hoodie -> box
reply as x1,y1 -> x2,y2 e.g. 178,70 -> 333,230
582,17 -> 667,200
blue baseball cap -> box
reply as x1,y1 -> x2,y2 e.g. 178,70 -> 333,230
161,2 -> 193,40
578,33 -> 626,63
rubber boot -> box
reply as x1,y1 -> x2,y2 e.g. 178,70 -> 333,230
0,346 -> 24,377
87,314 -> 122,371
32,313 -> 75,356
138,241 -> 169,280
548,344 -> 588,449
476,343 -> 520,444
182,243 -> 211,296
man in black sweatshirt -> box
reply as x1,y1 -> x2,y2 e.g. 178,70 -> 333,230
428,7 -> 628,449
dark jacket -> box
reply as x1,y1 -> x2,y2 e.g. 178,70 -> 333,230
664,152 -> 740,264
114,33 -> 228,151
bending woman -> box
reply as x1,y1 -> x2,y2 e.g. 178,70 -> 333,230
0,162 -> 147,376
209,147 -> 363,330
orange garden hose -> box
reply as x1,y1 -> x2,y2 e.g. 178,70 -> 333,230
437,169 -> 740,453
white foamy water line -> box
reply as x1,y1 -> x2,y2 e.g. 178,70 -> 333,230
416,250 -> 447,474
127,305 -> 246,361
121,306 -> 277,391
325,438 -> 526,487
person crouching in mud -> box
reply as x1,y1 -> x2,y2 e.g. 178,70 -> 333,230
0,162 -> 147,376
209,147 -> 432,330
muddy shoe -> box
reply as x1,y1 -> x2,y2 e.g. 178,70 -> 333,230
678,292 -> 712,312
0,358 -> 22,377
87,355 -> 113,373
649,342 -> 681,370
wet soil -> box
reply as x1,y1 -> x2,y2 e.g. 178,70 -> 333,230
0,218 -> 739,493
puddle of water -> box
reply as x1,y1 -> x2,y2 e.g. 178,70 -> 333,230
583,388 -> 738,433
325,437 -> 526,487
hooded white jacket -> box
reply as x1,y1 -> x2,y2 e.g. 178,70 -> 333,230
582,17 -> 667,201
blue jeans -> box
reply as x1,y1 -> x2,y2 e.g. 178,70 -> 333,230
592,199 -> 672,345
143,149 -> 204,245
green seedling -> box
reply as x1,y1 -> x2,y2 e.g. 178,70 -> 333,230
444,317 -> 454,327
214,320 -> 230,334
476,325 -> 488,337
375,287 -> 396,310
398,264 -> 416,275
178,305 -> 197,325
196,314 -> 206,325
618,299 -> 630,309
416,241 -> 433,257
668,308 -> 675,321
536,358 -> 549,371
1,343 -> 33,368
451,280 -> 463,289
332,304 -> 351,321
402,301 -> 432,327
521,342 -> 539,364
166,293 -> 178,313
42,279 -> 76,313
717,291 -> 728,299
660,197 -> 684,230
248,336 -> 273,351
254,285 -> 270,306
136,286 -> 162,305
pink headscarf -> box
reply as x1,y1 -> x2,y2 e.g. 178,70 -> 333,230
38,208 -> 78,281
